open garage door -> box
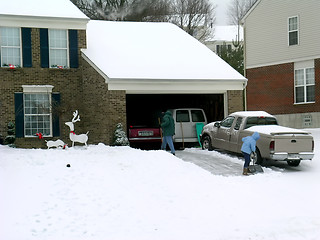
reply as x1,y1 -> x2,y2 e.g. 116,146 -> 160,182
126,94 -> 224,127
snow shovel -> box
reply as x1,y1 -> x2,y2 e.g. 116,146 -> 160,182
180,121 -> 185,150
158,117 -> 163,142
196,122 -> 204,148
249,152 -> 264,173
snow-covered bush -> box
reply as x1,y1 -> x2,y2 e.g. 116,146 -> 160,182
5,121 -> 16,147
112,123 -> 129,146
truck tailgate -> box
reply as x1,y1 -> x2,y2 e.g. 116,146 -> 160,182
274,135 -> 313,153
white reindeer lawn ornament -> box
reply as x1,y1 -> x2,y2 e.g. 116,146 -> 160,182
65,110 -> 89,147
45,139 -> 66,149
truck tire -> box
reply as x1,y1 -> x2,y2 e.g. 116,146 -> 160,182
202,136 -> 213,151
287,160 -> 301,167
255,148 -> 263,165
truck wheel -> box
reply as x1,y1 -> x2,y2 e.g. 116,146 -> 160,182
254,148 -> 263,165
202,136 -> 213,151
287,160 -> 301,167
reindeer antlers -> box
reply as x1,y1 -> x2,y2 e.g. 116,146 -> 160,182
72,110 -> 81,123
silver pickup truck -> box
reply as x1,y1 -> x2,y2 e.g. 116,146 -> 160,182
200,111 -> 314,166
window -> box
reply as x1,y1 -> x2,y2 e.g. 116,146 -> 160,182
245,117 -> 278,129
14,85 -> 61,138
40,29 -> 78,68
0,27 -> 21,67
49,29 -> 68,68
288,16 -> 299,46
234,117 -> 243,130
216,44 -> 232,55
191,110 -> 205,122
176,110 -> 190,122
295,68 -> 315,103
220,116 -> 234,128
24,93 -> 51,136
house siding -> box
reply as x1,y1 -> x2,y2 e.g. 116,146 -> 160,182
0,28 -> 87,148
245,1 -> 320,69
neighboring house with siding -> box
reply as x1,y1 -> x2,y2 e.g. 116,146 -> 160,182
241,0 -> 320,128
0,0 -> 247,148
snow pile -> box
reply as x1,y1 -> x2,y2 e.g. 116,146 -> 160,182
1,130 -> 320,240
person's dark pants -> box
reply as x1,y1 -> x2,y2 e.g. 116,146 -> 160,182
242,152 -> 251,168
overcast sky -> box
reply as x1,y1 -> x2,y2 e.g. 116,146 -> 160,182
212,0 -> 232,25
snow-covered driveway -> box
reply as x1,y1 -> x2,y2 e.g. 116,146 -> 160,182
176,147 -> 314,176
176,148 -> 244,176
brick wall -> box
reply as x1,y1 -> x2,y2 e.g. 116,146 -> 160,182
227,90 -> 244,114
0,29 -> 87,148
246,60 -> 320,115
80,58 -> 127,145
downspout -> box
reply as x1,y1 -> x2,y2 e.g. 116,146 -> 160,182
242,23 -> 247,111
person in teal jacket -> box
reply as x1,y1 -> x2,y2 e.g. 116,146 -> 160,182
241,132 -> 260,175
161,111 -> 175,155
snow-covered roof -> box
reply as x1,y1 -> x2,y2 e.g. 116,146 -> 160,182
208,25 -> 243,42
81,20 -> 247,93
0,0 -> 89,29
0,0 -> 88,19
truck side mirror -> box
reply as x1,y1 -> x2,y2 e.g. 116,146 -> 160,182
214,122 -> 221,128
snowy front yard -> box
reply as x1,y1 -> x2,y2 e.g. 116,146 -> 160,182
1,129 -> 320,240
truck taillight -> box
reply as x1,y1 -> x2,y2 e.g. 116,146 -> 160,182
269,141 -> 275,151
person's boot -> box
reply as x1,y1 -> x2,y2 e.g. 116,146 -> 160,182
243,168 -> 249,175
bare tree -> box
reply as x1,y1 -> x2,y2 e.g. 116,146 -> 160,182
170,0 -> 215,42
70,0 -> 171,21
228,0 -> 257,25
70,0 -> 216,41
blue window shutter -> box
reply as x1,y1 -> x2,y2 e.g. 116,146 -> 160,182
15,93 -> 24,138
40,28 -> 49,68
69,30 -> 78,68
52,93 -> 61,137
22,28 -> 32,67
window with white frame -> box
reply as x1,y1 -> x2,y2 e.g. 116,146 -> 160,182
23,86 -> 53,137
288,16 -> 299,46
49,29 -> 68,68
295,68 -> 315,104
216,44 -> 232,55
0,27 -> 21,67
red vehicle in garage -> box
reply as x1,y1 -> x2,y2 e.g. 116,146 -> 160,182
128,108 -> 207,148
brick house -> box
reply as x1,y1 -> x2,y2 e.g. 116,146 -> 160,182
241,0 -> 320,128
0,0 -> 247,148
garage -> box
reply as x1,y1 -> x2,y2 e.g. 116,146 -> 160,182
82,21 -> 247,146
126,94 -> 224,128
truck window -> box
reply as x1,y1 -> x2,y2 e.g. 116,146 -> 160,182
176,110 -> 190,122
220,116 -> 235,128
245,117 -> 278,129
234,117 -> 243,130
191,110 -> 205,122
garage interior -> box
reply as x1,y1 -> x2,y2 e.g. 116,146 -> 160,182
126,94 -> 224,128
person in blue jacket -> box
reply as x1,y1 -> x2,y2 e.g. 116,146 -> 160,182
241,132 -> 260,175
161,111 -> 175,155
